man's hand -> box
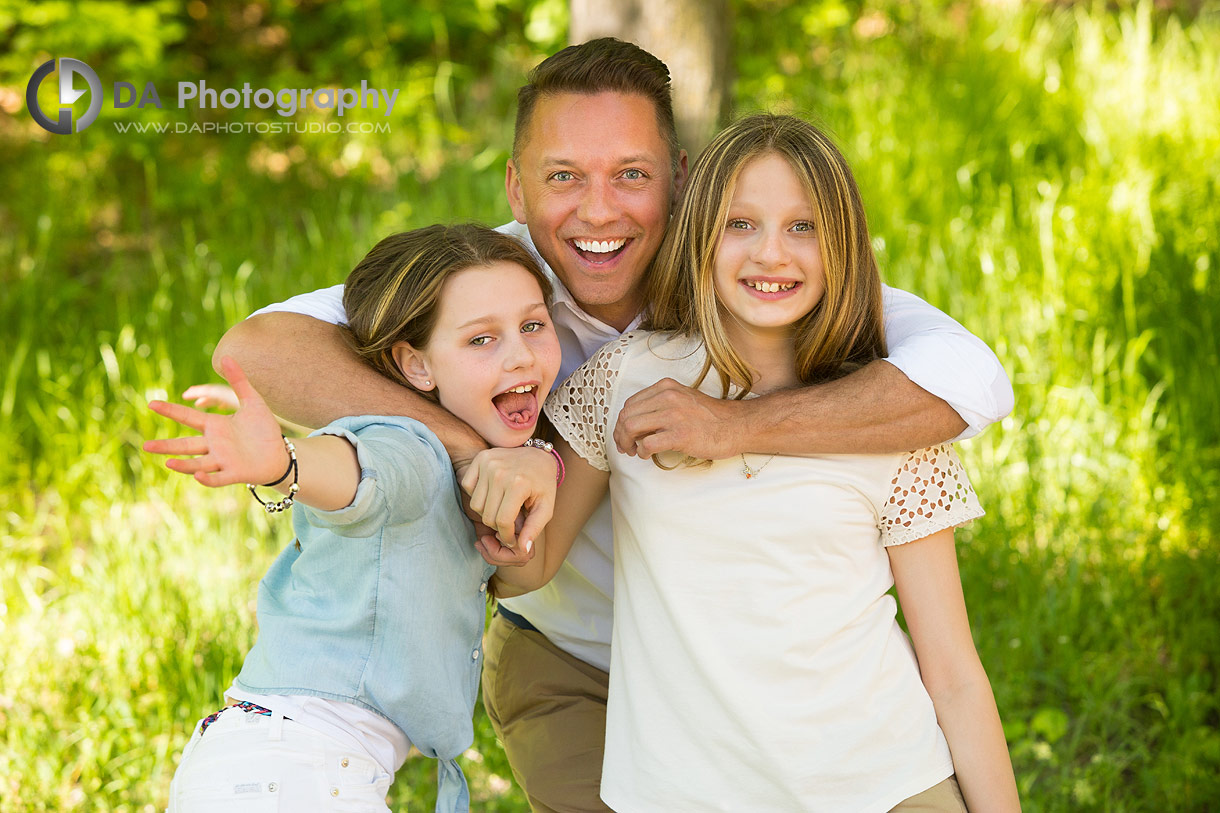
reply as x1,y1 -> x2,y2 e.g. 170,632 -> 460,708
181,383 -> 240,412
613,378 -> 744,460
460,446 -> 559,551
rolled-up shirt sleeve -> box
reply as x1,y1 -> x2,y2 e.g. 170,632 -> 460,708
881,285 -> 1014,440
303,416 -> 444,536
250,283 -> 348,325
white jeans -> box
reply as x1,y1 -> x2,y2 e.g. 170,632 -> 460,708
167,705 -> 394,812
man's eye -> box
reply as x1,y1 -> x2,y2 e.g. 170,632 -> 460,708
522,320 -> 548,333
622,169 -> 645,180
551,171 -> 575,182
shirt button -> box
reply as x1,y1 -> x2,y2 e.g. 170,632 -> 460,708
331,788 -> 340,797
472,649 -> 480,660
268,783 -> 278,793
479,582 -> 487,593
341,757 -> 349,768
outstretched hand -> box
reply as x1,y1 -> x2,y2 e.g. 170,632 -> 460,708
144,356 -> 288,488
612,378 -> 744,460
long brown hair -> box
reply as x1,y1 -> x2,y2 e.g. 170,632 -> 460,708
644,114 -> 886,398
342,224 -> 552,397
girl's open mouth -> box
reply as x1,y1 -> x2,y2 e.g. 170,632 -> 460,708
492,385 -> 540,430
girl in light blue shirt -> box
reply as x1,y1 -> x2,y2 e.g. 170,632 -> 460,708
145,224 -> 562,812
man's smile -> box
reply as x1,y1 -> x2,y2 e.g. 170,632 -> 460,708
569,237 -> 631,265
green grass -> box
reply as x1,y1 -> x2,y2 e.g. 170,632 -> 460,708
3,1 -> 1218,810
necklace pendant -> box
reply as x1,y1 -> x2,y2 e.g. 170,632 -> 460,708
740,452 -> 775,480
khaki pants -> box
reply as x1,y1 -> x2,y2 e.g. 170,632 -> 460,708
481,612 -> 612,813
889,776 -> 968,812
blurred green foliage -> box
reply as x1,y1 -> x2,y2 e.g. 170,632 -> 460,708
2,0 -> 1218,810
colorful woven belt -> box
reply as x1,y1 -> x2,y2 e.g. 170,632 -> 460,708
198,700 -> 274,735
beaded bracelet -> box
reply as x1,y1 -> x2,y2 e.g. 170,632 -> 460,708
523,438 -> 565,487
260,442 -> 297,487
247,436 -> 300,513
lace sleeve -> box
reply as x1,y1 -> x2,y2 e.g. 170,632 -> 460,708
880,444 -> 984,547
543,335 -> 633,472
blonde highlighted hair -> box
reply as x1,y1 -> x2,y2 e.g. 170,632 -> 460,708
342,224 -> 552,397
644,113 -> 886,397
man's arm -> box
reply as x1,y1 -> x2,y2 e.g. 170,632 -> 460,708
614,286 -> 1013,459
613,360 -> 962,459
879,286 -> 1014,439
213,313 -> 487,467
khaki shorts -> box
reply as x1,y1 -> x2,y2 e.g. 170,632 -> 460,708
889,776 -> 968,812
481,611 -> 612,813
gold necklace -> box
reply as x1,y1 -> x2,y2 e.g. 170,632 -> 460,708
740,453 -> 777,479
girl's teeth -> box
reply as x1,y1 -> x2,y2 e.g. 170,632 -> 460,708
506,386 -> 534,393
748,281 -> 796,293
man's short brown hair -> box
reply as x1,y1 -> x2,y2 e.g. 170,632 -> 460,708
513,37 -> 681,170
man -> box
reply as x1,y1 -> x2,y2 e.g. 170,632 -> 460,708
216,38 -> 1013,813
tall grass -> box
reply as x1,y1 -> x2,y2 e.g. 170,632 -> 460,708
3,1 -> 1218,810
0,158 -> 524,810
736,1 -> 1220,806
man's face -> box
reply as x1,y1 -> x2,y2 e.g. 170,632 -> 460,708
506,91 -> 687,331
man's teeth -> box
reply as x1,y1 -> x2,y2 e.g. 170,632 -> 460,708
746,281 -> 797,293
573,238 -> 627,253
504,385 -> 535,394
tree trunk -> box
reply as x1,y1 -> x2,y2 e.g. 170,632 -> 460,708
569,0 -> 731,157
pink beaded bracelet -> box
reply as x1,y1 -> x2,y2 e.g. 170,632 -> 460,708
523,438 -> 565,487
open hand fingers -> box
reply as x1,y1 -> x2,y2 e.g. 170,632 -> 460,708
163,455 -> 221,476
148,399 -> 208,431
143,436 -> 210,457
194,469 -> 241,488
159,457 -> 242,488
216,356 -> 260,406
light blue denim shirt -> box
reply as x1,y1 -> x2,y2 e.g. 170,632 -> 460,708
234,416 -> 494,813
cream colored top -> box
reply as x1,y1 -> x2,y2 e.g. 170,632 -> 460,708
545,331 -> 985,812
